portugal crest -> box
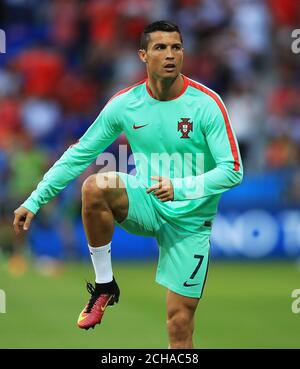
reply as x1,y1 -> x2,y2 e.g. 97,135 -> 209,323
178,118 -> 193,138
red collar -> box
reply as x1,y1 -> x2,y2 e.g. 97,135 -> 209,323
146,75 -> 188,101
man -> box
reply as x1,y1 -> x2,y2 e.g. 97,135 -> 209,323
13,21 -> 243,348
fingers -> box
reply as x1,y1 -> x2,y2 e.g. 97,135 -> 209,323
146,176 -> 163,194
156,189 -> 173,201
159,196 -> 171,202
152,188 -> 166,196
146,183 -> 161,194
13,208 -> 34,235
146,186 -> 171,201
146,177 -> 174,201
23,213 -> 33,231
13,215 -> 20,235
13,214 -> 23,235
149,187 -> 172,202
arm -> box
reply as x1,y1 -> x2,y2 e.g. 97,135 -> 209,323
172,97 -> 243,200
13,103 -> 122,233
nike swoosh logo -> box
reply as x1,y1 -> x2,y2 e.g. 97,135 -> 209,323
133,124 -> 148,129
78,311 -> 88,322
183,281 -> 200,287
100,295 -> 113,311
78,295 -> 113,322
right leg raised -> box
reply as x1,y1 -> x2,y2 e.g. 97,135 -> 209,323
81,172 -> 129,246
78,172 -> 128,330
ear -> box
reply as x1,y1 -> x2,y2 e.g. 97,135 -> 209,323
138,49 -> 147,63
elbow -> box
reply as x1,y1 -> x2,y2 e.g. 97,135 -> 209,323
233,167 -> 243,187
219,161 -> 243,188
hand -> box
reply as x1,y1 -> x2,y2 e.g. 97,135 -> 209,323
146,176 -> 174,202
13,207 -> 35,235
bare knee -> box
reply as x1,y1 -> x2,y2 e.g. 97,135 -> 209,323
81,174 -> 111,214
82,172 -> 127,218
167,310 -> 194,348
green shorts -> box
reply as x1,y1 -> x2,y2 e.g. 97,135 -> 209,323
116,172 -> 211,298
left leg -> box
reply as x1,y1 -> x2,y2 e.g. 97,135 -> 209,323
155,224 -> 211,348
166,290 -> 199,349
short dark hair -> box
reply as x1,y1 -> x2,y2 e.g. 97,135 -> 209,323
140,20 -> 183,50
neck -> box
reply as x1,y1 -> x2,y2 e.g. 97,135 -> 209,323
147,74 -> 184,101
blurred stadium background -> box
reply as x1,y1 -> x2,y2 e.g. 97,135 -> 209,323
0,0 -> 300,348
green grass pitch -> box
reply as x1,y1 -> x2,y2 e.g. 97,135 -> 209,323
0,260 -> 299,348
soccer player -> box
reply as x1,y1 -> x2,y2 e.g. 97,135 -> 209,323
13,21 -> 243,349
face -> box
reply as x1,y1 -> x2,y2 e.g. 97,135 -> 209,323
139,31 -> 184,79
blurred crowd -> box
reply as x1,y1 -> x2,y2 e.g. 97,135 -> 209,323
0,0 -> 300,261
